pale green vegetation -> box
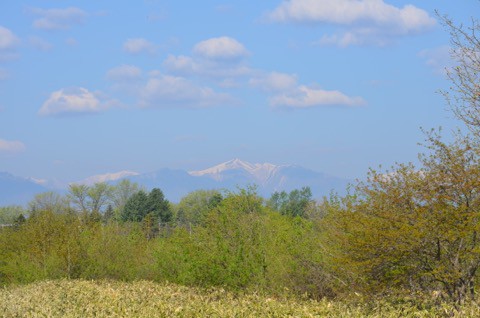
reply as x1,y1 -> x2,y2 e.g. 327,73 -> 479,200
1,279 -> 477,318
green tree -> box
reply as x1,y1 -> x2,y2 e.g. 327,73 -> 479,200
2,210 -> 84,282
87,182 -> 113,215
103,204 -> 115,223
68,184 -> 89,214
175,189 -> 223,227
29,192 -> 69,215
324,134 -> 480,304
110,179 -> 142,218
154,188 -> 268,290
121,190 -> 148,222
267,187 -> 313,218
120,188 -> 171,225
0,205 -> 26,224
68,182 -> 113,221
148,188 -> 171,223
12,214 -> 26,229
154,187 -> 333,297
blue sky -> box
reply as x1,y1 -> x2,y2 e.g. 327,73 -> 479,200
0,0 -> 479,184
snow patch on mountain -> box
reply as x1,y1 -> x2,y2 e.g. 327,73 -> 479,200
79,170 -> 139,185
189,158 -> 290,184
29,177 -> 49,186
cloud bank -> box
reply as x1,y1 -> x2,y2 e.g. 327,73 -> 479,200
267,0 -> 436,46
139,74 -> 233,108
270,85 -> 366,108
123,38 -> 156,55
29,7 -> 87,30
108,35 -> 366,110
0,26 -> 20,61
0,138 -> 25,153
193,36 -> 249,60
39,87 -> 114,116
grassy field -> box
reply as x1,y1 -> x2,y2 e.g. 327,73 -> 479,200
1,280 -> 478,317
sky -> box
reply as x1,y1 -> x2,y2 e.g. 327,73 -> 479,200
0,0 -> 479,185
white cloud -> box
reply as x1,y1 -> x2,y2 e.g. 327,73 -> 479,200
270,85 -> 366,108
139,74 -> 232,108
163,54 -> 252,79
110,35 -> 364,112
249,72 -> 298,92
106,65 -> 142,81
163,55 -> 197,74
0,26 -> 19,50
0,26 -> 20,61
105,64 -> 234,108
317,28 -> 390,47
0,138 -> 25,153
161,37 -> 252,87
30,7 -> 87,30
267,0 -> 436,46
39,87 -> 114,116
123,38 -> 156,55
268,0 -> 434,29
193,36 -> 249,60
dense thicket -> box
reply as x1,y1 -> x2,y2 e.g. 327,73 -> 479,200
0,186 -> 333,300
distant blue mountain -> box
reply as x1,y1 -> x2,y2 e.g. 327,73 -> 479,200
0,172 -> 48,206
121,159 -> 351,202
127,168 -> 219,201
0,159 -> 351,206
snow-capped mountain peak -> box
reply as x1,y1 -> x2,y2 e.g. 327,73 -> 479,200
78,170 -> 140,185
189,159 -> 289,183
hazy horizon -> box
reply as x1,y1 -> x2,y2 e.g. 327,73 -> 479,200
1,1 -> 478,183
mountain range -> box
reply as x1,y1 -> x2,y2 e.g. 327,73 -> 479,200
0,172 -> 48,206
0,159 -> 351,206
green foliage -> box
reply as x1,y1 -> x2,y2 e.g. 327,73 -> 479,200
153,188 -> 332,298
175,189 -> 223,227
103,204 -> 114,223
0,210 -> 84,283
110,179 -> 142,218
268,186 -> 313,217
87,182 -> 113,214
29,192 -> 69,215
320,134 -> 480,304
68,182 -> 113,217
0,210 -> 151,285
0,205 -> 26,224
77,223 -> 149,280
121,190 -> 149,222
120,188 -> 172,224
68,184 -> 89,213
148,188 -> 172,222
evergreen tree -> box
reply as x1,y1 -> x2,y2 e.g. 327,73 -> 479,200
103,204 -> 115,223
121,190 -> 148,222
120,188 -> 171,223
148,188 -> 172,223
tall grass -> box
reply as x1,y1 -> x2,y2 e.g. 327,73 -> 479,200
1,280 -> 478,317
